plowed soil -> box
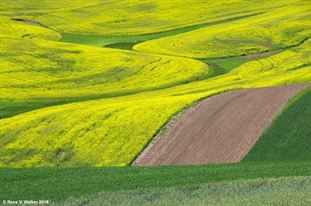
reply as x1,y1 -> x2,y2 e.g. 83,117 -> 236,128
133,84 -> 310,166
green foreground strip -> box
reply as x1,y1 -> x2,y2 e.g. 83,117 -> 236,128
55,176 -> 311,206
1,161 -> 311,202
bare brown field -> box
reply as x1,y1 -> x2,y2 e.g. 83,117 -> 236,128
133,84 -> 311,166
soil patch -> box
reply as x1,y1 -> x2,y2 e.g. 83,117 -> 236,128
12,18 -> 47,28
133,84 -> 310,166
240,49 -> 283,59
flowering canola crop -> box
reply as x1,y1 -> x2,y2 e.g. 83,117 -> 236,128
0,0 -> 310,167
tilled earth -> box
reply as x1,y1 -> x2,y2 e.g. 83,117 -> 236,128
133,84 -> 311,166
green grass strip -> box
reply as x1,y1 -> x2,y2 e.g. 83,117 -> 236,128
243,86 -> 311,162
0,101 -> 72,119
54,176 -> 311,206
1,161 -> 311,201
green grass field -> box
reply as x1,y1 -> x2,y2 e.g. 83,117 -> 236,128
1,0 -> 311,204
55,176 -> 311,206
1,161 -> 311,203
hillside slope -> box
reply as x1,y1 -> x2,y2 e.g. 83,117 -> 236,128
0,0 -> 299,35
134,2 -> 311,58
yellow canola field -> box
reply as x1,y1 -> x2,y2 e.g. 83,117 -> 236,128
0,39 -> 310,167
0,0 -> 301,35
0,37 -> 209,101
0,16 -> 61,40
134,2 -> 311,58
158,39 -> 311,96
0,95 -> 198,167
